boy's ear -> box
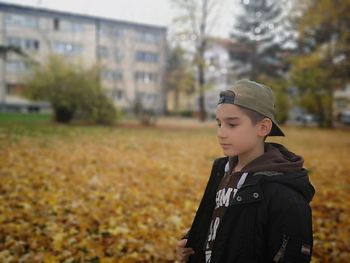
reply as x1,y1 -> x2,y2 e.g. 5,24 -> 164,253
258,118 -> 273,137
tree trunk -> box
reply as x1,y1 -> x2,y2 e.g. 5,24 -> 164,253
315,95 -> 326,128
197,0 -> 208,122
198,59 -> 206,121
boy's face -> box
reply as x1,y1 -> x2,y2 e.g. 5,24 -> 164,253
215,104 -> 267,157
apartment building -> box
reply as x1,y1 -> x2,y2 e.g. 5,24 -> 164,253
334,84 -> 350,124
0,3 -> 167,113
204,37 -> 237,118
166,37 -> 236,117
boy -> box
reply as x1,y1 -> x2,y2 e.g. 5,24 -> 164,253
175,80 -> 315,263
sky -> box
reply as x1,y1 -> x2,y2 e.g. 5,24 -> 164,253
0,0 -> 240,38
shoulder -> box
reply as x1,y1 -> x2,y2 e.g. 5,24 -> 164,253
264,182 -> 301,198
205,157 -> 228,185
262,182 -> 311,214
255,170 -> 311,203
211,156 -> 228,173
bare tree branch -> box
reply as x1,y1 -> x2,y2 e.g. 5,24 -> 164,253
171,0 -> 224,121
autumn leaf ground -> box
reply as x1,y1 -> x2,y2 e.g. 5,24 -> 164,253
0,117 -> 349,262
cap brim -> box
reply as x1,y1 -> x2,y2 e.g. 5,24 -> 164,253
269,122 -> 285,136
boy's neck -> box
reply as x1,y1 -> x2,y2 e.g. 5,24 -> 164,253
234,143 -> 265,172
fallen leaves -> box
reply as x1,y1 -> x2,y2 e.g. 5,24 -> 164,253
0,125 -> 349,262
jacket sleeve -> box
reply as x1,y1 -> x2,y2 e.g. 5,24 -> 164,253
266,184 -> 313,263
184,157 -> 225,248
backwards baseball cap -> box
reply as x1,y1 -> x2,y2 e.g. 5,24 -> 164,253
217,79 -> 285,136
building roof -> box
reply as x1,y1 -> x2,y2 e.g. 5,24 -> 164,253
0,2 -> 167,32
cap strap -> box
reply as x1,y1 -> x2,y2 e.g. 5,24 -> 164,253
218,95 -> 235,105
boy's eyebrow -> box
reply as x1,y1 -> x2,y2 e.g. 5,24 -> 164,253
215,117 -> 240,121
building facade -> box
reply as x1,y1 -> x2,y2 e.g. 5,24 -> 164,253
203,38 -> 237,118
334,84 -> 350,124
165,38 -> 237,118
0,3 -> 167,113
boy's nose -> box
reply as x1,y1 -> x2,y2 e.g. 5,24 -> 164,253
217,127 -> 227,139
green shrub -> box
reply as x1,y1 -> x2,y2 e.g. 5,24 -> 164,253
25,55 -> 118,125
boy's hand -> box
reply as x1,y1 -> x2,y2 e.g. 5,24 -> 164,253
175,239 -> 195,263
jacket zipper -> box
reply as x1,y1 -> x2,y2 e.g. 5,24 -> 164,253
273,234 -> 290,262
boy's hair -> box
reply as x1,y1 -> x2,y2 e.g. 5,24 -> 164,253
219,90 -> 270,140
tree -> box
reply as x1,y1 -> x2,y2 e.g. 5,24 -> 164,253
290,53 -> 332,127
290,0 -> 350,127
25,55 -> 118,125
165,45 -> 196,113
0,45 -> 28,59
230,0 -> 295,80
171,0 -> 223,121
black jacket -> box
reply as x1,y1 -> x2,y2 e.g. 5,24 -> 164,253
184,148 -> 315,262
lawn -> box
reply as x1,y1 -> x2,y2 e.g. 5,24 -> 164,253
0,116 -> 349,262
0,112 -> 52,123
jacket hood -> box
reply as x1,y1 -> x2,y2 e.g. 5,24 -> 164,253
227,142 -> 315,202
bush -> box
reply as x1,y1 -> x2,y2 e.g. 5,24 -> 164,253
55,105 -> 74,123
92,93 -> 118,125
25,55 -> 118,125
179,110 -> 193,118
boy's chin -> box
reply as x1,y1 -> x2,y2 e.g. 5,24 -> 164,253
222,149 -> 237,157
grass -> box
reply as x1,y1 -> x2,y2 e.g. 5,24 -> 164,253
0,112 -> 128,139
0,112 -> 52,123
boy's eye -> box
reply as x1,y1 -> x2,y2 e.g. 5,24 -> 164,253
216,123 -> 236,128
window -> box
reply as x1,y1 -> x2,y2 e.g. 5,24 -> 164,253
5,14 -> 38,28
117,90 -> 123,99
139,92 -> 158,102
135,71 -> 158,83
98,46 -> 109,58
6,60 -> 29,73
52,42 -> 83,54
114,29 -> 123,39
135,31 -> 160,44
115,49 -> 123,62
98,25 -> 123,39
7,37 -> 20,47
53,18 -> 84,32
71,22 -> 84,32
135,51 -> 159,63
6,83 -> 25,95
101,70 -> 123,81
7,37 -> 40,51
98,26 -> 108,37
112,89 -> 123,100
33,40 -> 39,50
53,18 -> 60,30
